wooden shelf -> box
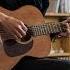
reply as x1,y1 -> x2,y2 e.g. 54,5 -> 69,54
45,13 -> 70,17
48,53 -> 70,57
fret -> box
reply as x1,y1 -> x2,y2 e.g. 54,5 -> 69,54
40,24 -> 46,35
35,26 -> 39,36
54,23 -> 59,33
41,25 -> 45,35
59,24 -> 63,32
57,24 -> 62,32
49,23 -> 52,33
53,23 -> 59,33
50,23 -> 55,33
47,23 -> 50,33
51,23 -> 56,33
35,26 -> 40,36
47,23 -> 55,34
45,23 -> 49,33
44,24 -> 48,34
57,23 -> 63,33
37,26 -> 40,36
50,23 -> 54,33
39,25 -> 42,35
30,25 -> 37,36
56,24 -> 60,32
43,24 -> 48,35
47,23 -> 51,34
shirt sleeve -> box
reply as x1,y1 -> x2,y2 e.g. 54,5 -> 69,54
42,0 -> 49,15
0,0 -> 49,15
0,0 -> 35,10
0,0 -> 19,10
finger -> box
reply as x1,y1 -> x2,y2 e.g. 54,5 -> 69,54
64,17 -> 70,23
6,23 -> 23,39
11,29 -> 23,40
5,20 -> 23,39
67,29 -> 70,34
16,25 -> 26,36
66,23 -> 70,34
2,23 -> 22,39
66,17 -> 70,23
63,23 -> 70,35
61,18 -> 70,24
19,21 -> 28,32
62,20 -> 67,23
66,22 -> 70,28
58,33 -> 67,37
9,27 -> 23,39
9,18 -> 28,32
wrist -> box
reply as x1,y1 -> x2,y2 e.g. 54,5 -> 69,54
0,12 -> 9,22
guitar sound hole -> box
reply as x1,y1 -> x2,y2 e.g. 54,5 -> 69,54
21,29 -> 32,42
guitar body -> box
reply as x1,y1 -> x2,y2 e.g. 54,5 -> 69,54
0,5 -> 51,70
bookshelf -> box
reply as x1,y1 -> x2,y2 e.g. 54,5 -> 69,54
44,0 -> 70,57
48,53 -> 70,57
45,13 -> 70,17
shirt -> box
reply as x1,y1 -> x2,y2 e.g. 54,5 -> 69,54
0,0 -> 49,15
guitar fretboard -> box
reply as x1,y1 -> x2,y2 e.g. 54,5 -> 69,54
29,22 -> 63,36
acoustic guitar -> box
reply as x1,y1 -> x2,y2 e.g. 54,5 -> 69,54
0,5 -> 65,70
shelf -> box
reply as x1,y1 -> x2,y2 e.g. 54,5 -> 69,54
48,53 -> 70,57
45,13 -> 70,17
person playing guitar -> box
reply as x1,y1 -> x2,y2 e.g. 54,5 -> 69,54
0,0 -> 70,70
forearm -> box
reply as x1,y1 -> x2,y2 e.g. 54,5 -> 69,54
0,12 -> 8,23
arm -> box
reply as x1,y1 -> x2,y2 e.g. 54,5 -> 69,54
55,18 -> 70,38
0,12 -> 27,39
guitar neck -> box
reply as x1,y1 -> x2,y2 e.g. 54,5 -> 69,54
0,22 -> 65,41
29,22 -> 64,36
